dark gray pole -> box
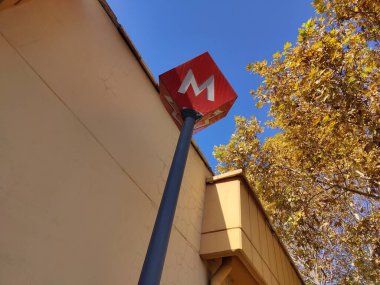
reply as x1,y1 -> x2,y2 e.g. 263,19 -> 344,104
138,109 -> 201,285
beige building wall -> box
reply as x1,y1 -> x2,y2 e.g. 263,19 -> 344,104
200,171 -> 304,285
0,1 -> 306,285
0,0 -> 212,284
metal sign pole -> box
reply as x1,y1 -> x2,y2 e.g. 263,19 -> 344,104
138,109 -> 201,285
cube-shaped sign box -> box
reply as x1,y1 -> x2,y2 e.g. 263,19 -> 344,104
159,52 -> 237,133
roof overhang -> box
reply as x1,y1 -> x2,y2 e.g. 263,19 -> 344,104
201,170 -> 305,285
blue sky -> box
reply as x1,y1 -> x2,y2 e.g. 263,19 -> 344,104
107,0 -> 316,170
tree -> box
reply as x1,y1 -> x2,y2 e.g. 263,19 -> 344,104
214,1 -> 379,283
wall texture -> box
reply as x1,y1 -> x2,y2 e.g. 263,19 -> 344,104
0,0 -> 212,284
200,174 -> 304,285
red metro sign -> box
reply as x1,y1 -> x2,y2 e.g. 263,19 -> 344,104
159,52 -> 237,133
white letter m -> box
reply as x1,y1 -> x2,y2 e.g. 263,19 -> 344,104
178,69 -> 215,101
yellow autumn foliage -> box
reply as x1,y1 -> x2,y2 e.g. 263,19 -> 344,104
214,0 -> 379,284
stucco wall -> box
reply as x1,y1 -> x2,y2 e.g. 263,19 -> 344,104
0,0 -> 211,284
200,176 -> 304,285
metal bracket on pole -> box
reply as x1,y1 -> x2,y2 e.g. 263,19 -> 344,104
138,109 -> 202,285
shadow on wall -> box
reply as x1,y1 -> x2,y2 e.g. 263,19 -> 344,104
200,178 -> 260,285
